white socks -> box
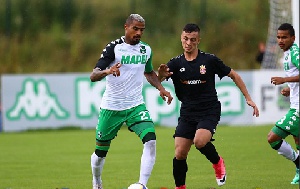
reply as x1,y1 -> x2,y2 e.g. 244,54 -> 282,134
91,140 -> 156,187
91,152 -> 105,186
139,140 -> 156,186
277,140 -> 298,161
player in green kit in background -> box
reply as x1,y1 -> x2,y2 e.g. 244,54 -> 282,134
268,23 -> 299,185
89,14 -> 173,189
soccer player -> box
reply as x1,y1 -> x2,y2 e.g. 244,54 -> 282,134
268,23 -> 299,185
89,14 -> 173,189
157,23 -> 259,189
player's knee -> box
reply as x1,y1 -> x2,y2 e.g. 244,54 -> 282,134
267,131 -> 281,144
267,132 -> 273,143
194,140 -> 207,149
175,147 -> 189,160
142,132 -> 156,143
175,152 -> 188,160
270,140 -> 283,150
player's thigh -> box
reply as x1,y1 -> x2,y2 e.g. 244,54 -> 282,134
126,104 -> 155,139
273,109 -> 299,138
196,116 -> 219,135
173,117 -> 197,140
96,108 -> 125,142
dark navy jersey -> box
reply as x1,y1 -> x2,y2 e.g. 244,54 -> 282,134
167,50 -> 231,115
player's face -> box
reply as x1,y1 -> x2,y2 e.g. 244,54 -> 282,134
124,20 -> 145,45
277,30 -> 295,51
181,31 -> 200,53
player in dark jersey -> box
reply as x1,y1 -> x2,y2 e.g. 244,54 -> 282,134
158,23 -> 260,189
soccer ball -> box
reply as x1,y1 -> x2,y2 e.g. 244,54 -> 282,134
127,183 -> 148,189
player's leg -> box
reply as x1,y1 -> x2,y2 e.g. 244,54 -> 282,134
291,110 -> 299,184
91,109 -> 125,189
195,121 -> 226,186
267,109 -> 299,184
174,137 -> 193,189
172,117 -> 194,189
291,136 -> 299,184
126,104 -> 156,187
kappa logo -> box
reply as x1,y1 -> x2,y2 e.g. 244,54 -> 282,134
180,67 -> 185,72
285,126 -> 290,130
7,78 -> 69,120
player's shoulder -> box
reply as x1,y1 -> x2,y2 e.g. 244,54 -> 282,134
290,43 -> 299,52
170,54 -> 184,62
140,41 -> 151,47
199,50 -> 218,58
106,36 -> 125,48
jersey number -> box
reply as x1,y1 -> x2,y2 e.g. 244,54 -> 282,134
278,116 -> 286,124
139,111 -> 149,120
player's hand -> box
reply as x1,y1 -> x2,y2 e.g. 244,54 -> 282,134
159,88 -> 173,105
246,100 -> 259,117
109,62 -> 122,77
271,77 -> 285,85
158,64 -> 173,79
281,87 -> 290,97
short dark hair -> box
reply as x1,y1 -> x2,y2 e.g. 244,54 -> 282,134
183,23 -> 200,33
278,23 -> 295,36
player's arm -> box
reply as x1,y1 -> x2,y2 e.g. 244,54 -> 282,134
271,74 -> 299,85
228,69 -> 259,117
158,64 -> 173,82
272,46 -> 300,85
90,63 -> 121,82
144,53 -> 173,104
281,87 -> 290,97
144,70 -> 173,104
90,41 -> 118,82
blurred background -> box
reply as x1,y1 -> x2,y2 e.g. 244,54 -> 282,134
0,0 -> 298,131
0,0 -> 272,74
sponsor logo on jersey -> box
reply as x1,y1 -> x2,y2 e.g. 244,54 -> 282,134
180,79 -> 206,84
121,55 -> 148,64
200,65 -> 206,74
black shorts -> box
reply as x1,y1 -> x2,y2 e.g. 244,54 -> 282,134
173,103 -> 221,139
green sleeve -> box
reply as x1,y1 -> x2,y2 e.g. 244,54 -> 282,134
290,44 -> 299,69
145,53 -> 154,73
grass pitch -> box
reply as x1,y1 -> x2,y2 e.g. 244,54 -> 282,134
0,125 -> 298,189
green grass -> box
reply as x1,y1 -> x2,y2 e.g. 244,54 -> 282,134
0,125 -> 298,189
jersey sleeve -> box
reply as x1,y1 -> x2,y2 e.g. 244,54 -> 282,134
212,55 -> 231,79
94,41 -> 118,70
166,57 -> 178,80
145,53 -> 154,73
290,44 -> 300,69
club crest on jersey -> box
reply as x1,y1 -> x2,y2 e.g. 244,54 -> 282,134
200,65 -> 206,74
140,46 -> 146,54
